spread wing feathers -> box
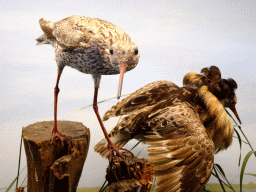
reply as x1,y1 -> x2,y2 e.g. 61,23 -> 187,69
103,81 -> 179,121
40,15 -> 130,49
94,105 -> 154,158
94,132 -> 131,158
145,104 -> 214,192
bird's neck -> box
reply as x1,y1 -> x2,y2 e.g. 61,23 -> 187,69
197,86 -> 234,152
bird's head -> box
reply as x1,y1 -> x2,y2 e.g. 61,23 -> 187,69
201,66 -> 241,124
104,41 -> 140,99
215,78 -> 241,124
183,66 -> 241,124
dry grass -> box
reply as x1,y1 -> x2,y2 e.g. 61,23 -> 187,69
77,187 -> 101,192
206,183 -> 256,192
77,184 -> 256,192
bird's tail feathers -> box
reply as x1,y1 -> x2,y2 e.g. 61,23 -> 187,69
36,34 -> 51,45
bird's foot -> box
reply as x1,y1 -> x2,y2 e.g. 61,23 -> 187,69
51,130 -> 71,145
108,144 -> 133,162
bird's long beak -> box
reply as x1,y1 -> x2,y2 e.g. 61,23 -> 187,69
117,64 -> 127,99
229,104 -> 242,124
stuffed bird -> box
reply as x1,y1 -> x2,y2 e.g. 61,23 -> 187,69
95,66 -> 241,192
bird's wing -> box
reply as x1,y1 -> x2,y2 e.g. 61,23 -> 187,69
52,15 -> 130,48
145,103 -> 214,192
103,80 -> 179,121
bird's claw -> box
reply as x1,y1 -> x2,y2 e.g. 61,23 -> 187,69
51,130 -> 71,145
108,144 -> 133,162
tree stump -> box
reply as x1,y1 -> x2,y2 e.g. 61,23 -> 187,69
22,121 -> 90,192
105,151 -> 153,192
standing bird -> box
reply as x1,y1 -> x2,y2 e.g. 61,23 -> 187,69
36,15 -> 140,156
94,66 -> 241,192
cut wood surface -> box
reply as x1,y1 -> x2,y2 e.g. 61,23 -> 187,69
22,121 -> 90,192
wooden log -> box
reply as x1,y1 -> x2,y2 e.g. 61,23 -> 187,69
22,121 -> 90,192
105,151 -> 153,192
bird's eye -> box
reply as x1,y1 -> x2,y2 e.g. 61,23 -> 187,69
110,49 -> 114,55
231,100 -> 236,105
134,48 -> 138,55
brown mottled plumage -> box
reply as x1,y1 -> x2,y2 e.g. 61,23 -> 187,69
94,66 -> 241,192
36,15 -> 139,155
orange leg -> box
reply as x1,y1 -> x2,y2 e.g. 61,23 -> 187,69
52,72 -> 69,142
93,87 -> 129,159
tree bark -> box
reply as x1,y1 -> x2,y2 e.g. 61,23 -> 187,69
105,151 -> 153,192
22,121 -> 90,192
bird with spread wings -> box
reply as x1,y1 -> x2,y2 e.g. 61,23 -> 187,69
95,66 -> 241,192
